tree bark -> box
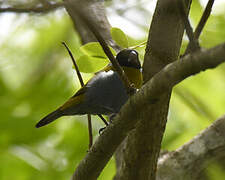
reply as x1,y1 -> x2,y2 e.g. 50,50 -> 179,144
70,41 -> 225,179
1,1 -> 225,180
156,114 -> 225,180
64,0 -> 119,51
114,0 -> 191,179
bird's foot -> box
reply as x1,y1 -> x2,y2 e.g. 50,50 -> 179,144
99,126 -> 107,135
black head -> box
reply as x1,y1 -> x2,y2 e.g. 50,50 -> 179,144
116,49 -> 141,69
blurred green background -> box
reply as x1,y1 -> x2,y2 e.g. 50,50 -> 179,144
0,0 -> 225,179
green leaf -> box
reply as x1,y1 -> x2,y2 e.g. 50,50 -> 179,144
111,27 -> 128,48
80,42 -> 116,58
76,55 -> 109,73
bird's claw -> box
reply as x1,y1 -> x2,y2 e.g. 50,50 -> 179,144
99,127 -> 106,135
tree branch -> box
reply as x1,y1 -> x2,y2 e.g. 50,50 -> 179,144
62,0 -> 116,148
178,0 -> 200,53
62,42 -> 109,148
64,0 -> 134,95
194,0 -> 215,40
157,114 -> 225,180
72,42 -> 225,180
184,0 -> 215,55
115,0 -> 191,179
62,42 -> 94,148
63,0 -> 119,51
0,2 -> 64,13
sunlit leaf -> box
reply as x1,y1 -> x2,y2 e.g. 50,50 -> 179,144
111,27 -> 129,48
80,42 -> 116,58
1,1 -> 225,180
76,55 -> 109,73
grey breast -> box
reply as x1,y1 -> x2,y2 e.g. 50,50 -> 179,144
85,70 -> 128,114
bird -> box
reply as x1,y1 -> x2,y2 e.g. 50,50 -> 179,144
36,49 -> 142,128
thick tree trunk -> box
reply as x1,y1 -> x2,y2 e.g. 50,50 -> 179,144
114,0 -> 191,179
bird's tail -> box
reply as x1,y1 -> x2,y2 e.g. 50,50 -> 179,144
36,109 -> 63,128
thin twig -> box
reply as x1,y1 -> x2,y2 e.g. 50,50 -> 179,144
62,42 -> 109,147
62,42 -> 84,86
184,0 -> 215,54
184,0 -> 214,54
62,43 -> 110,126
87,114 -> 93,149
97,114 -> 108,126
194,0 -> 214,39
129,41 -> 147,49
0,2 -> 64,13
178,0 -> 195,43
64,1 -> 135,95
62,42 -> 93,148
178,0 -> 200,53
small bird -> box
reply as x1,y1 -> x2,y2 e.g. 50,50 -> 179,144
36,49 -> 142,128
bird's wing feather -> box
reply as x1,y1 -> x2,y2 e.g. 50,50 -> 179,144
55,64 -> 115,113
59,87 -> 86,111
36,109 -> 62,128
72,86 -> 87,97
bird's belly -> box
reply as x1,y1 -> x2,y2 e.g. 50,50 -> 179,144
85,71 -> 128,115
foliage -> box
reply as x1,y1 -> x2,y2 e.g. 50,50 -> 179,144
111,27 -> 129,48
0,1 -> 225,180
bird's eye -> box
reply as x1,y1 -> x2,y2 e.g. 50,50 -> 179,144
130,51 -> 137,56
128,51 -> 138,62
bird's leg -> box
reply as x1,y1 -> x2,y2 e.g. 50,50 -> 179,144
98,114 -> 108,135
98,127 -> 106,135
98,114 -> 108,126
98,113 -> 119,134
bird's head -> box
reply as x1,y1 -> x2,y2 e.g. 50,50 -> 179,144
116,49 -> 141,69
